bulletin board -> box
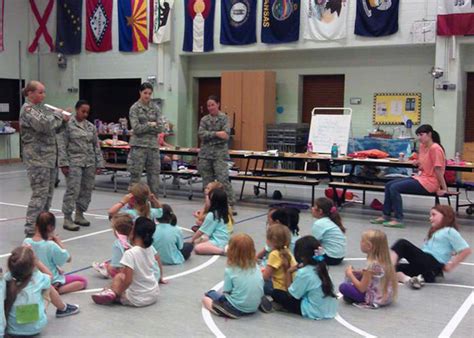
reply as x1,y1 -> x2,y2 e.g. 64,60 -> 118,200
373,93 -> 421,125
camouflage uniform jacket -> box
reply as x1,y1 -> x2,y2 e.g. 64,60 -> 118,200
198,112 -> 230,159
58,116 -> 104,168
129,100 -> 164,148
19,100 -> 66,168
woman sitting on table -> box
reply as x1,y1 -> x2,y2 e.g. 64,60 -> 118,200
371,124 -> 448,228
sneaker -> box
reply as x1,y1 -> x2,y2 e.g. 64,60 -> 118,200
212,300 -> 240,319
271,301 -> 286,312
383,220 -> 405,228
370,217 -> 386,225
92,262 -> 110,278
56,303 -> 80,318
259,296 -> 273,313
191,225 -> 200,233
92,289 -> 117,305
408,275 -> 425,289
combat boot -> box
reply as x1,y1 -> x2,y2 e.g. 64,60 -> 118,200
74,210 -> 90,227
63,214 -> 80,231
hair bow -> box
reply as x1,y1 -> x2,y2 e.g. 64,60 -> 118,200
312,247 -> 325,262
330,206 -> 337,214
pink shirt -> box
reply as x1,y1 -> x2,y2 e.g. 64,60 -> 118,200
413,143 -> 446,193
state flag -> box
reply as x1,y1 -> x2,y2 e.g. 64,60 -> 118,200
261,0 -> 300,44
56,0 -> 83,54
150,0 -> 174,44
437,0 -> 474,36
183,0 -> 215,52
118,0 -> 148,52
220,0 -> 257,45
354,0 -> 399,37
86,0 -> 113,52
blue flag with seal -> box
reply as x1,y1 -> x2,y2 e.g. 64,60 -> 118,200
183,0 -> 215,52
220,0 -> 256,45
354,0 -> 399,37
56,0 -> 83,54
261,0 -> 300,44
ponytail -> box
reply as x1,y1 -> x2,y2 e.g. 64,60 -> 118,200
314,197 -> 346,233
416,124 -> 444,153
157,204 -> 178,226
36,211 -> 56,240
133,217 -> 156,248
294,236 -> 336,298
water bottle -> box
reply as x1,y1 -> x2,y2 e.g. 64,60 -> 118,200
307,141 -> 313,153
112,129 -> 118,146
454,152 -> 461,164
331,143 -> 339,159
172,160 -> 178,171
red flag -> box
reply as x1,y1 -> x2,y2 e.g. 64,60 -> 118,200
0,0 -> 4,52
28,0 -> 55,53
86,0 -> 113,52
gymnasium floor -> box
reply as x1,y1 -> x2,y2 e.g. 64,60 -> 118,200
0,163 -> 473,337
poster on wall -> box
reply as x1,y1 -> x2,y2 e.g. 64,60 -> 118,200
373,92 -> 421,125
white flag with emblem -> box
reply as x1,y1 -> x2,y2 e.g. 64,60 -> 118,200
150,0 -> 174,44
303,0 -> 348,41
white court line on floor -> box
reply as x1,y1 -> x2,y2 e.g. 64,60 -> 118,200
335,314 -> 376,338
438,292 -> 473,338
344,257 -> 473,267
427,283 -> 474,290
202,280 -> 226,338
74,255 -> 221,295
0,170 -> 26,175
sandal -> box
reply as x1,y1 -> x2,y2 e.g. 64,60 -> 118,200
383,220 -> 405,228
370,217 -> 386,225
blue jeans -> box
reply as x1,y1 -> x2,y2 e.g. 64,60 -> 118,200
383,178 -> 428,221
204,290 -> 247,316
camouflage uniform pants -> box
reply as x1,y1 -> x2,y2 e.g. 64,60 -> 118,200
127,147 -> 160,196
198,158 -> 236,205
26,167 -> 56,228
62,166 -> 96,216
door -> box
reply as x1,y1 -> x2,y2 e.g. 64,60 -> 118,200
197,77 -> 221,144
0,78 -> 25,122
302,75 -> 345,124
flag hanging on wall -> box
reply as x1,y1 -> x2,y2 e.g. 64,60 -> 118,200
303,0 -> 348,41
354,0 -> 399,37
149,0 -> 174,44
56,0 -> 82,54
118,0 -> 148,52
0,0 -> 4,52
220,0 -> 257,45
261,0 -> 300,44
437,0 -> 474,36
183,0 -> 215,52
86,0 -> 113,52
28,0 -> 55,53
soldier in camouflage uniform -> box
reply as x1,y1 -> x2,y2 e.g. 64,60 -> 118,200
197,95 -> 236,206
58,100 -> 104,231
127,82 -> 164,196
19,81 -> 70,236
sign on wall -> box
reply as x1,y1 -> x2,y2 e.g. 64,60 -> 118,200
373,92 -> 421,125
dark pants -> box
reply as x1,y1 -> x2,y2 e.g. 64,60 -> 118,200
264,279 -> 273,296
391,239 -> 444,282
272,289 -> 302,315
383,178 -> 429,221
323,254 -> 344,266
181,242 -> 194,261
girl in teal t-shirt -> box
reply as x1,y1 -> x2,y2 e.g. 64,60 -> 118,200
190,189 -> 230,255
108,182 -> 163,222
154,204 -> 194,264
273,236 -> 338,320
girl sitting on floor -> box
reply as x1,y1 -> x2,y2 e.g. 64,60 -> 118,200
390,205 -> 471,289
108,182 -> 162,222
311,197 -> 346,266
92,217 -> 163,306
339,229 -> 398,308
262,224 -> 297,297
202,233 -> 266,319
4,246 -> 79,336
273,236 -> 338,319
190,189 -> 230,255
92,213 -> 134,278
153,204 -> 194,265
23,212 -> 87,294
192,181 -> 234,234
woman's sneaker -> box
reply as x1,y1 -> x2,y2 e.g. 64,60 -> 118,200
259,296 -> 273,313
408,275 -> 425,289
56,303 -> 80,318
92,289 -> 117,305
92,261 -> 110,278
212,300 -> 240,319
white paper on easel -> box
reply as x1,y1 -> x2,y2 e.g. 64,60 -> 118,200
308,114 -> 352,155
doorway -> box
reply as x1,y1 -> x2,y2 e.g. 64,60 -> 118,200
196,77 -> 221,144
